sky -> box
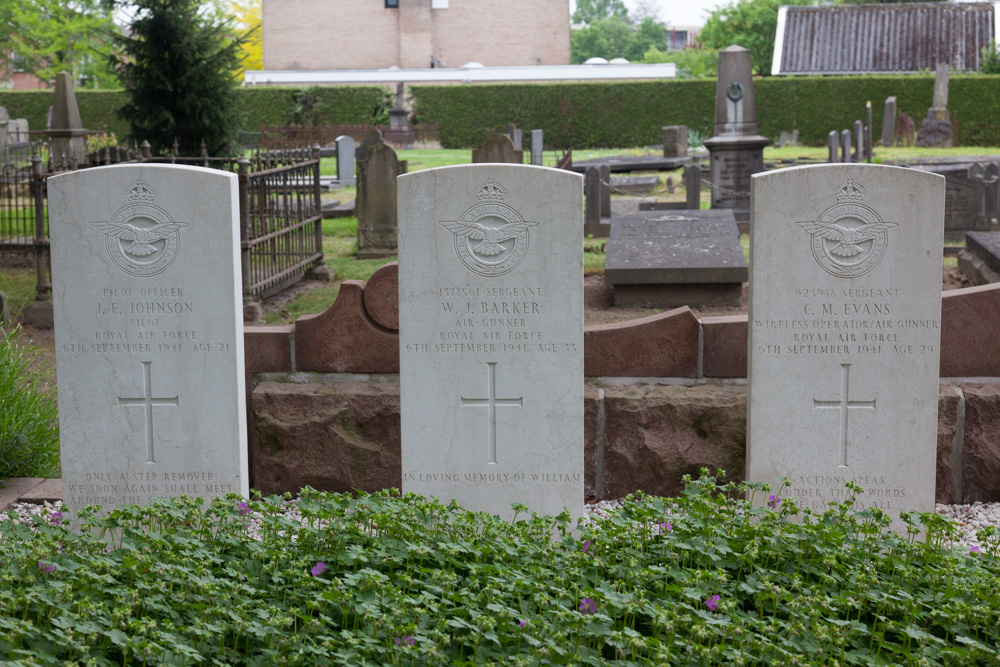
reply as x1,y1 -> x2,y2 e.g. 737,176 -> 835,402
570,0 -> 726,28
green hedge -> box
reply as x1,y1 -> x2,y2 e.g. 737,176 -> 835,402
0,85 -> 387,141
412,74 -> 1000,148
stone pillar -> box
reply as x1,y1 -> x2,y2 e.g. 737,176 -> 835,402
662,125 -> 688,158
828,131 -> 839,163
684,164 -> 701,210
881,97 -> 897,147
47,72 -> 87,170
599,164 -> 611,218
584,167 -> 606,237
530,129 -> 543,166
917,63 -> 953,148
864,101 -> 873,163
841,129 -> 852,163
854,120 -> 863,161
703,45 -> 771,225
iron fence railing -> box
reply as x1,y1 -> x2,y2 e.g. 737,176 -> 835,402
0,146 -> 324,317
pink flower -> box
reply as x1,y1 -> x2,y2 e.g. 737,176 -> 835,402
395,635 -> 415,646
311,561 -> 326,577
37,561 -> 55,574
767,495 -> 781,509
578,597 -> 597,615
660,521 -> 673,534
49,511 -> 63,526
705,594 -> 721,612
581,540 -> 591,554
518,619 -> 528,628
970,545 -> 981,554
237,501 -> 250,517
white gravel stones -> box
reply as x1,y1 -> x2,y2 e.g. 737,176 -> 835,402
3,498 -> 1000,553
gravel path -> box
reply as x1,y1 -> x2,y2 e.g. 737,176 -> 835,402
5,499 -> 998,552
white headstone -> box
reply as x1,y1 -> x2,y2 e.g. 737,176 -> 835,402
49,164 -> 248,516
335,135 -> 356,185
398,164 -> 583,520
748,164 -> 944,528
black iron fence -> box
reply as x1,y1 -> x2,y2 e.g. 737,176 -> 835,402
0,146 -> 324,317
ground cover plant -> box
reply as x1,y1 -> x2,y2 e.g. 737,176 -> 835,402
1,472 -> 998,665
0,325 -> 59,479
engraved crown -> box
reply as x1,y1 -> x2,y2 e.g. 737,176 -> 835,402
477,178 -> 506,202
126,179 -> 156,204
835,179 -> 866,203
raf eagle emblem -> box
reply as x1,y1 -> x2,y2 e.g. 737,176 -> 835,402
439,219 -> 538,256
90,220 -> 189,257
795,221 -> 897,258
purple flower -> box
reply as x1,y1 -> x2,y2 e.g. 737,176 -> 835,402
970,545 -> 981,554
705,594 -> 721,612
581,540 -> 591,554
660,521 -> 673,534
578,597 -> 597,615
49,511 -> 63,526
37,561 -> 55,574
518,619 -> 528,628
395,635 -> 415,646
767,495 -> 781,509
311,561 -> 326,577
237,501 -> 250,517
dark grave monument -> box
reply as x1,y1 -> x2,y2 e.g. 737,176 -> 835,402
584,167 -> 609,237
600,165 -> 611,217
881,96 -> 897,147
703,45 -> 770,225
662,125 -> 688,157
604,209 -> 747,308
917,64 -> 952,148
356,143 -> 401,258
959,231 -> 1000,285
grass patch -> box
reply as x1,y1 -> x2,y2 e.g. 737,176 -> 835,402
0,326 -> 59,479
1,472 -> 998,664
0,266 -> 40,318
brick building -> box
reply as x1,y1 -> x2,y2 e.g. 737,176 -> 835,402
262,0 -> 571,71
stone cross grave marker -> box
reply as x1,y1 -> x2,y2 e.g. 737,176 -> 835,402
747,164 -> 944,530
398,164 -> 583,520
49,164 -> 248,516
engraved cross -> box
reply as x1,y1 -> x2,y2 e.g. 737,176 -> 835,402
461,362 -> 522,465
813,363 -> 876,468
118,361 -> 179,464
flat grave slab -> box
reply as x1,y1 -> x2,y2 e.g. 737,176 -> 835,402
747,164 -> 944,532
49,164 -> 248,517
570,154 -> 689,174
398,164 -> 583,520
610,175 -> 658,195
604,209 -> 747,307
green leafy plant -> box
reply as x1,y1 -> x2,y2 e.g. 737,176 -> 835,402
1,472 -> 998,664
0,326 -> 59,480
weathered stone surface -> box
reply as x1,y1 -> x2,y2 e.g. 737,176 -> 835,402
662,125 -> 688,158
0,478 -> 45,511
603,383 -> 747,499
471,134 -> 522,164
295,281 -> 399,372
584,385 -> 601,499
251,380 -> 401,495
363,262 -> 399,330
584,307 -> 699,378
961,383 -> 1000,503
702,315 -> 748,378
356,143 -> 400,258
245,325 -> 293,374
18,478 -> 63,504
935,385 -> 962,505
940,283 -> 1000,377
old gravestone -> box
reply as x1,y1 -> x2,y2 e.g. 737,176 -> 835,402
48,71 -> 88,169
398,164 -> 583,520
662,125 -> 688,158
604,209 -> 747,308
49,165 -> 248,515
747,164 -> 944,529
356,143 -> 401,258
472,134 -> 523,164
881,97 -> 897,147
917,63 -> 952,148
334,135 -> 356,186
703,46 -> 771,225
530,129 -> 544,166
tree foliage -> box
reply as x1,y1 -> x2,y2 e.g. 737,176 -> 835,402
107,0 -> 246,156
232,0 -> 262,73
572,0 -> 628,25
570,17 -> 667,63
981,41 -> 1000,74
700,0 -> 814,75
641,46 -> 718,78
8,0 -> 117,87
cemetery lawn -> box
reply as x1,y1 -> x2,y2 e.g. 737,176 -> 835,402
2,472 -> 999,665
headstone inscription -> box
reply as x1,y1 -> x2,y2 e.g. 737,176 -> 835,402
49,164 -> 249,515
747,164 -> 944,530
334,135 -> 356,186
703,45 -> 771,224
398,164 -> 584,520
472,134 -> 523,164
356,142 -> 401,258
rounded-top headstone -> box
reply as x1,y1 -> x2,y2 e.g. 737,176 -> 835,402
364,261 -> 399,330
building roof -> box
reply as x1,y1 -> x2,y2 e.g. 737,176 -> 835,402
772,2 -> 998,75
